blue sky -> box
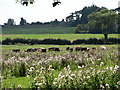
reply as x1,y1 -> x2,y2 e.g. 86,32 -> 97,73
0,0 -> 119,25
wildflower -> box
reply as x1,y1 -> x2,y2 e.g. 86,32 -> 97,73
71,73 -> 75,77
109,67 -> 113,71
100,62 -> 104,66
68,76 -> 73,80
114,65 -> 119,70
100,85 -> 104,88
117,81 -> 120,85
29,69 -> 33,72
17,85 -> 22,88
105,84 -> 110,88
30,67 -> 34,70
87,76 -> 90,79
36,83 -> 42,86
53,82 -> 57,85
78,66 -> 82,69
97,70 -> 101,74
54,78 -> 57,82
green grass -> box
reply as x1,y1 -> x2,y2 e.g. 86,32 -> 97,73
2,76 -> 31,88
2,27 -> 75,34
1,34 -> 119,41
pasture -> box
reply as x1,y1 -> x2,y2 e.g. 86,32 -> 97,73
1,44 -> 120,89
1,34 -> 119,41
1,32 -> 119,89
2,27 -> 75,34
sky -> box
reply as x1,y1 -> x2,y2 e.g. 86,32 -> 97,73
0,0 -> 119,25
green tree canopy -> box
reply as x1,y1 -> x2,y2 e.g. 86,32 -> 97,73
7,18 -> 15,25
88,8 -> 117,39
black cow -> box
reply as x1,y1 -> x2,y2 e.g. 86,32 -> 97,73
92,47 -> 96,50
69,48 -> 73,52
66,47 -> 70,51
81,47 -> 88,51
48,47 -> 60,52
26,48 -> 37,52
12,49 -> 20,52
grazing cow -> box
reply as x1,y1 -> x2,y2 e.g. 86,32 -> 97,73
48,47 -> 60,52
37,48 -> 46,53
100,46 -> 106,50
75,46 -> 81,51
26,48 -> 37,52
66,47 -> 70,51
81,47 -> 89,51
92,47 -> 96,50
69,48 -> 73,52
12,49 -> 20,52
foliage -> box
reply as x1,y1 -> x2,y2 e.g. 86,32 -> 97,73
2,37 -> 120,45
20,17 -> 27,25
74,24 -> 88,33
88,8 -> 118,39
7,19 -> 15,25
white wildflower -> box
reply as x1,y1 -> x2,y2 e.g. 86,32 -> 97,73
53,82 -> 57,85
105,84 -> 110,88
17,85 -> 22,88
71,73 -> 75,77
100,85 -> 104,88
110,67 -> 113,71
117,81 -> 120,85
36,83 -> 42,86
87,76 -> 90,79
78,66 -> 82,69
30,67 -> 34,70
100,62 -> 104,66
114,65 -> 119,70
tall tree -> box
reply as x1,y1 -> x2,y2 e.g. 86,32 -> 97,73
20,17 -> 27,25
88,9 -> 117,39
7,18 -> 15,25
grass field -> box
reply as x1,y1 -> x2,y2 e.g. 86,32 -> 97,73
1,27 -> 119,89
2,27 -> 75,34
1,34 -> 119,41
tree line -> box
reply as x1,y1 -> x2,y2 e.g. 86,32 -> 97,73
3,5 -> 120,39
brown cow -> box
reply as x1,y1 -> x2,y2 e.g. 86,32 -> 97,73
75,46 -> 81,51
37,48 -> 46,53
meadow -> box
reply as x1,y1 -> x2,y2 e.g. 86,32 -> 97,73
1,45 -> 120,89
1,34 -> 119,41
1,27 -> 120,89
2,27 -> 74,34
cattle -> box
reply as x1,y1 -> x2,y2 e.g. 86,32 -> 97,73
48,47 -> 60,52
75,46 -> 81,51
81,47 -> 90,51
99,46 -> 106,50
26,48 -> 37,52
92,47 -> 96,50
69,48 -> 73,52
12,49 -> 20,52
37,48 -> 46,53
66,47 -> 70,51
